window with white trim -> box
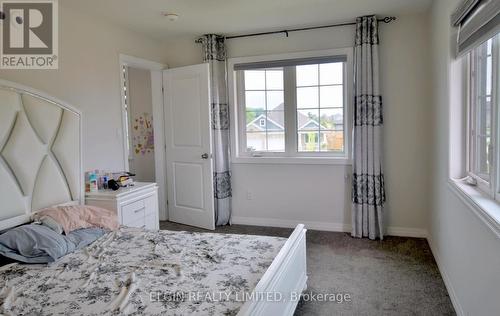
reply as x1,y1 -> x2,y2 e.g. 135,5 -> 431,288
296,63 -> 344,152
467,35 -> 500,196
242,67 -> 285,152
231,49 -> 352,160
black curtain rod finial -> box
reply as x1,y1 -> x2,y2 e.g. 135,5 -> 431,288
381,16 -> 397,24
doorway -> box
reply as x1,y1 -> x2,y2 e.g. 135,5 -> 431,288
119,54 -> 167,220
124,67 -> 156,181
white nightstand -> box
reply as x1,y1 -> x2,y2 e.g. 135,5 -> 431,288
85,182 -> 159,230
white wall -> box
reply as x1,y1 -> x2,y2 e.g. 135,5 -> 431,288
0,3 -> 168,172
429,0 -> 500,315
127,67 -> 156,182
163,13 -> 432,235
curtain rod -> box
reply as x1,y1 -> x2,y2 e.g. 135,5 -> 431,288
195,16 -> 396,42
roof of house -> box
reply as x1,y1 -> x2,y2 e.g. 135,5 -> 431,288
246,103 -> 342,132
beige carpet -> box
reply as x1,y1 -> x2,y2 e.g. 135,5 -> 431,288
160,221 -> 455,316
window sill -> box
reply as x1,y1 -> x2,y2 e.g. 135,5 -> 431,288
232,156 -> 352,165
447,179 -> 500,238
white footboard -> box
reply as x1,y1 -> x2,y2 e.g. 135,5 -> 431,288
237,224 -> 308,316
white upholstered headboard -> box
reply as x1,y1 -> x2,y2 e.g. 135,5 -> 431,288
0,80 -> 82,231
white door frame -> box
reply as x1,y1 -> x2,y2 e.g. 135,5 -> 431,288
118,54 -> 168,220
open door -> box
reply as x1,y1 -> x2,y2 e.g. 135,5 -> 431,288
163,63 -> 215,230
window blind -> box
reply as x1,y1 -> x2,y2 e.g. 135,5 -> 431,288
233,55 -> 347,71
452,0 -> 500,56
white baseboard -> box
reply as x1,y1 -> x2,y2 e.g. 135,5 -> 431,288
230,216 -> 428,238
427,236 -> 464,316
386,226 -> 428,238
231,216 -> 350,232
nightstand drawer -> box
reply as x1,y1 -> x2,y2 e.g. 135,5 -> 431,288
122,200 -> 145,223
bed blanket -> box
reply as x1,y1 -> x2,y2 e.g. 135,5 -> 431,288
0,227 -> 286,315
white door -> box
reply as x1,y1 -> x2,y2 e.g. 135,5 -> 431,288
163,63 -> 215,230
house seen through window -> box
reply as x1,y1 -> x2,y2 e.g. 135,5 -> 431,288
244,68 -> 285,152
296,63 -> 344,152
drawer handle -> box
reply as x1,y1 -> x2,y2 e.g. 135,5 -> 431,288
133,207 -> 145,214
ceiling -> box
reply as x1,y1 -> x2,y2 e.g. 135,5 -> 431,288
62,0 -> 433,41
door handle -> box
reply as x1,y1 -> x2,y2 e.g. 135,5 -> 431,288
201,153 -> 209,159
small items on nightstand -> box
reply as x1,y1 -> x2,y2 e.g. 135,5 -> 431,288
88,172 -> 98,192
85,170 -> 137,193
117,175 -> 134,187
108,179 -> 120,191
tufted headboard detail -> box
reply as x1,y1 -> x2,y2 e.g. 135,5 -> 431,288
0,80 -> 82,231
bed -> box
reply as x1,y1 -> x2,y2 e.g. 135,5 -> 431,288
0,79 -> 307,315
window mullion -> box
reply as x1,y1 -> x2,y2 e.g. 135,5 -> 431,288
473,50 -> 479,176
237,72 -> 248,157
492,36 -> 500,199
468,52 -> 474,175
264,70 -> 268,152
317,64 -> 321,152
284,66 -> 297,157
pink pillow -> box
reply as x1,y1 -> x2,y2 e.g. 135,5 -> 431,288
32,205 -> 119,234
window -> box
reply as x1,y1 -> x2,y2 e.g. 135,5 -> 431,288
243,67 -> 285,152
230,48 -> 352,161
467,35 -> 500,197
296,63 -> 344,152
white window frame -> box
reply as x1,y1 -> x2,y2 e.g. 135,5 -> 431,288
228,48 -> 353,165
466,36 -> 500,200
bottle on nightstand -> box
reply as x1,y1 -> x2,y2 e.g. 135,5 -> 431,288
89,172 -> 98,192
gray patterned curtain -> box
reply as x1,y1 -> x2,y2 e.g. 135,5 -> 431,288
352,16 -> 386,240
199,34 -> 232,226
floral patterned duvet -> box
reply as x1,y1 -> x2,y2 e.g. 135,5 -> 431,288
0,227 -> 286,315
